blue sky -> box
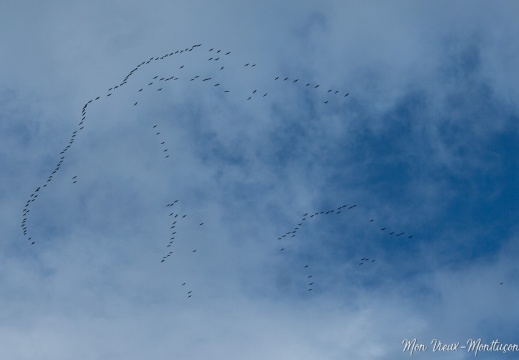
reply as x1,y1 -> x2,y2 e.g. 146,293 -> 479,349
1,1 -> 519,359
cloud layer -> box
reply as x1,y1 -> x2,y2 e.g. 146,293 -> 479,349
1,1 -> 519,359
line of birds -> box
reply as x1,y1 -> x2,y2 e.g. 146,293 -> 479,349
277,204 -> 414,243
160,200 -> 207,299
303,264 -> 314,292
160,199 -> 195,262
276,203 -> 415,292
359,257 -> 375,265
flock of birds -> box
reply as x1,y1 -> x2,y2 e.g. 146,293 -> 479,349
26,42 -> 488,298
158,200 -> 204,298
276,203 -> 415,293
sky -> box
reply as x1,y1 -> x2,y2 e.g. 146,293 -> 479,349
1,1 -> 519,359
